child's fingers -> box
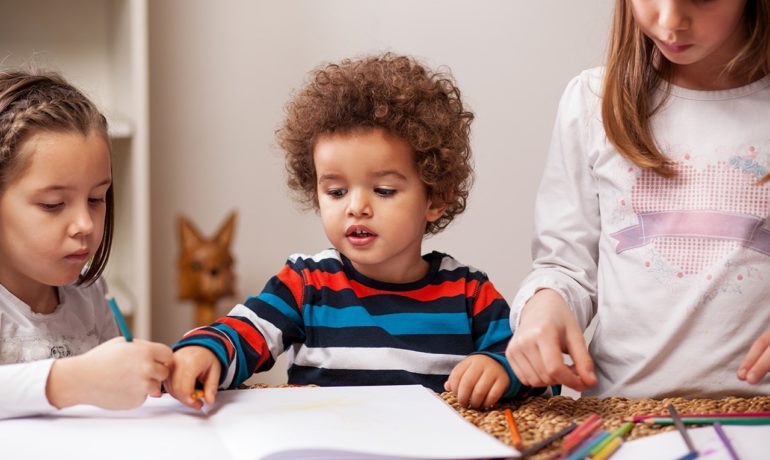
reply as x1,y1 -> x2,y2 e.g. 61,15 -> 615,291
482,377 -> 508,409
455,364 -> 482,408
202,364 -> 220,405
565,326 -> 596,388
538,338 -> 583,390
738,332 -> 770,381
468,375 -> 492,409
509,350 -> 544,388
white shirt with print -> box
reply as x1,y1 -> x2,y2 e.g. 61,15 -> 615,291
513,68 -> 770,398
0,278 -> 118,418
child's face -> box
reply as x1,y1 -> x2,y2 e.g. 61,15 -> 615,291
314,129 -> 444,283
631,0 -> 747,79
0,131 -> 111,298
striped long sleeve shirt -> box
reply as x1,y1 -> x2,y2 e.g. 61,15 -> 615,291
174,249 -> 538,398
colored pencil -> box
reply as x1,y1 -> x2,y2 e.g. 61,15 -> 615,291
643,417 -> 770,426
191,389 -> 205,400
107,295 -> 133,342
592,436 -> 623,460
626,411 -> 770,422
589,422 -> 633,456
668,404 -> 697,455
504,408 -> 523,449
518,423 -> 577,458
562,413 -> 603,454
566,430 -> 609,460
713,422 -> 740,460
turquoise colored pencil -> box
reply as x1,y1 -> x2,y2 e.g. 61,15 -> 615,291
589,422 -> 633,456
644,417 -> 770,426
107,295 -> 133,342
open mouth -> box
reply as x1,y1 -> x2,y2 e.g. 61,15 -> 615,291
346,226 -> 377,245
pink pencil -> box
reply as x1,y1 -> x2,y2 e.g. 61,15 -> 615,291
626,411 -> 770,423
562,414 -> 603,454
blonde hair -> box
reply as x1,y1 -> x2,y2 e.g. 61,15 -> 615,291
602,0 -> 770,178
0,70 -> 113,285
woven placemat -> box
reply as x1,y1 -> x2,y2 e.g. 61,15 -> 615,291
439,392 -> 770,459
243,384 -> 770,459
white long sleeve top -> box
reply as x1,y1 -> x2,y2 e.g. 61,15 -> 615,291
513,67 -> 770,398
0,278 -> 118,419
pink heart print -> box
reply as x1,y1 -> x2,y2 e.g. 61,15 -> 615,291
611,161 -> 770,275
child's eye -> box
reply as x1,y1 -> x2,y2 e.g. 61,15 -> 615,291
375,188 -> 396,197
38,202 -> 63,211
326,188 -> 347,198
88,197 -> 106,206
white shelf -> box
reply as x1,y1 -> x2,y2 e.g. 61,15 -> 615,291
0,0 -> 151,339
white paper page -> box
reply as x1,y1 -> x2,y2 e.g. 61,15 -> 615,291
0,396 -> 229,460
612,425 -> 770,460
209,385 -> 519,460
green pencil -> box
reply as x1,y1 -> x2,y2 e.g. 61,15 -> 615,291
644,416 -> 770,426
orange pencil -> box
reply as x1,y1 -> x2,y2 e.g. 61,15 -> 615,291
191,389 -> 205,400
504,408 -> 523,449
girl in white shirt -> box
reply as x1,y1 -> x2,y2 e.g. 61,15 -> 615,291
0,70 -> 172,418
506,0 -> 770,398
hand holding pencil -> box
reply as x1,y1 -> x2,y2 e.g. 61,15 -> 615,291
46,337 -> 174,410
44,295 -> 174,411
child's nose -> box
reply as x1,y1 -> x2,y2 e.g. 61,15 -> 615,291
69,206 -> 95,237
346,191 -> 372,217
657,1 -> 689,32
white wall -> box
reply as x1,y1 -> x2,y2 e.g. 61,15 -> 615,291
149,0 -> 612,384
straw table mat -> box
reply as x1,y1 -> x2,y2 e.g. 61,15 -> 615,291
439,392 -> 770,459
244,384 -> 770,459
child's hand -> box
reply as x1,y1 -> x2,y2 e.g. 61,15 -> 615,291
46,337 -> 173,410
738,330 -> 770,384
444,355 -> 509,409
505,289 -> 596,392
165,346 -> 221,409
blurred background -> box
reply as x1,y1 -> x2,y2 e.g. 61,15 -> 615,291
0,0 -> 611,385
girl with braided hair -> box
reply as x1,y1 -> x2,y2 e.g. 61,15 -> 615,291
0,70 -> 172,419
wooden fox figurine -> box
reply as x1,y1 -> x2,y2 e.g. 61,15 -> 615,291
177,212 -> 237,326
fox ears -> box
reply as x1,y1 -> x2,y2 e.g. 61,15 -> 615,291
179,211 -> 237,251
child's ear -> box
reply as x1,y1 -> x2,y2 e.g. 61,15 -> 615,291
214,211 -> 237,249
425,199 -> 447,223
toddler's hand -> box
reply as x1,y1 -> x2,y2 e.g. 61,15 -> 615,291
505,289 -> 596,391
165,346 -> 221,409
444,355 -> 509,409
738,330 -> 770,384
47,337 -> 173,410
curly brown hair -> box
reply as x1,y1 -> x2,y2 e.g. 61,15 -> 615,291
277,53 -> 474,235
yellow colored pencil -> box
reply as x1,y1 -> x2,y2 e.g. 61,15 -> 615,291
592,436 -> 623,460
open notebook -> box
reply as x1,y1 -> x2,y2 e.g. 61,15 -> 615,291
2,385 -> 519,460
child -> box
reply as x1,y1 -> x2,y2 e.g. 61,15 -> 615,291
506,0 -> 770,398
0,70 -> 173,419
167,53 -> 541,410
